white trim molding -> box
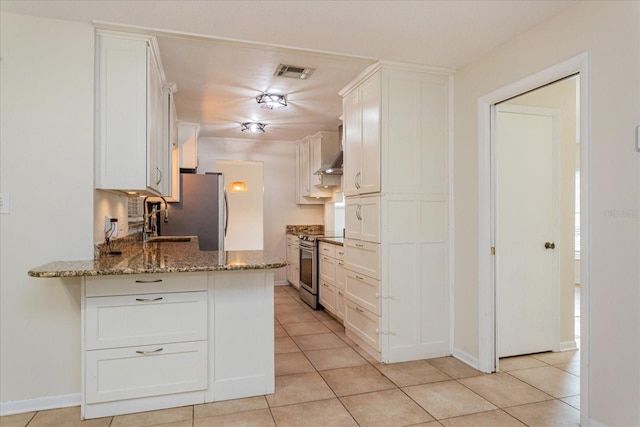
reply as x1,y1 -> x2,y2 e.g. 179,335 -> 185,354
0,393 -> 81,417
477,52 -> 591,425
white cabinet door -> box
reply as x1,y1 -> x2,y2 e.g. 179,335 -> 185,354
95,34 -> 149,193
178,122 -> 199,170
147,49 -> 165,194
343,72 -> 380,196
86,341 -> 207,404
345,196 -> 380,243
343,88 -> 361,196
95,31 -> 170,196
358,72 -> 381,194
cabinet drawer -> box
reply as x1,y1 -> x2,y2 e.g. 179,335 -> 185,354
286,234 -> 299,245
345,270 -> 381,315
344,239 -> 381,280
85,341 -> 207,404
85,291 -> 207,350
344,298 -> 380,351
85,273 -> 207,297
319,253 -> 336,283
319,280 -> 336,313
335,247 -> 345,262
319,242 -> 336,258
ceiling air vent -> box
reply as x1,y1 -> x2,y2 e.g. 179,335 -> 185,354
274,64 -> 315,80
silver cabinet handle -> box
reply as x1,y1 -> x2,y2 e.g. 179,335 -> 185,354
338,291 -> 343,296
135,297 -> 163,302
355,306 -> 364,313
322,283 -> 329,288
355,243 -> 364,248
136,347 -> 163,355
355,275 -> 364,280
134,279 -> 163,283
156,167 -> 162,185
338,262 -> 344,266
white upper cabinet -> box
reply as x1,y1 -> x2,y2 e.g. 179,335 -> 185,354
95,30 -> 172,196
296,133 -> 335,204
178,122 -> 199,170
342,72 -> 381,196
340,64 -> 450,196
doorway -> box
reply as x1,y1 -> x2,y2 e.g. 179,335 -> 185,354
476,53 -> 590,424
215,160 -> 264,251
494,76 -> 580,359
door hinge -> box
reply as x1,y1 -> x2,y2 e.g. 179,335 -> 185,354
491,247 -> 495,255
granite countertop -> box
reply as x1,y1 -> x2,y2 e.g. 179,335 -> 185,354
319,237 -> 344,246
28,237 -> 286,278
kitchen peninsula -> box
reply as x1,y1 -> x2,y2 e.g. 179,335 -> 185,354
29,237 -> 285,419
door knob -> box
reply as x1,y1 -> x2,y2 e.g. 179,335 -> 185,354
544,242 -> 555,249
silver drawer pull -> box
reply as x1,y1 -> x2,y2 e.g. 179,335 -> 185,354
136,347 -> 163,355
355,243 -> 364,248
338,291 -> 343,296
355,306 -> 364,313
134,279 -> 163,283
135,297 -> 163,302
355,275 -> 364,280
338,262 -> 344,266
323,283 -> 329,288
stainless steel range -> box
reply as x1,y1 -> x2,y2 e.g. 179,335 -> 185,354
298,234 -> 322,309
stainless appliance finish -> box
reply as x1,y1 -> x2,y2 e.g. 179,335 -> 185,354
298,234 -> 319,309
158,173 -> 226,251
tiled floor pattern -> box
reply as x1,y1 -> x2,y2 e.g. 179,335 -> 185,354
1,285 -> 580,427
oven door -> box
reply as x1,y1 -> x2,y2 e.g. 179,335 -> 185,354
299,243 -> 315,294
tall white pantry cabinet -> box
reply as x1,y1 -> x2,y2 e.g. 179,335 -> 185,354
340,62 -> 452,363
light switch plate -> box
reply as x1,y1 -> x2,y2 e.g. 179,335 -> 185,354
0,193 -> 9,214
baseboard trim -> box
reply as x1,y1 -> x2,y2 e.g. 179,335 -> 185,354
0,393 -> 80,416
274,280 -> 289,286
559,340 -> 578,351
452,348 -> 480,371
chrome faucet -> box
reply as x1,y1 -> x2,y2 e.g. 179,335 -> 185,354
142,196 -> 168,243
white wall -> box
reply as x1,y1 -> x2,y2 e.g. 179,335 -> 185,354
453,1 -> 639,425
198,137 -> 324,283
0,13 -> 94,408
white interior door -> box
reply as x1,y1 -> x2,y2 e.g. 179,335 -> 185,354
495,104 -> 559,358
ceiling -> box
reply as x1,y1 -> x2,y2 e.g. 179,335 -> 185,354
1,0 -> 577,142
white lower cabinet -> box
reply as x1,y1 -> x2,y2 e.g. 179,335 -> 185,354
318,242 -> 344,322
82,270 -> 275,419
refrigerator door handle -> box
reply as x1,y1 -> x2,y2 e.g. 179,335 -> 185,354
223,190 -> 229,237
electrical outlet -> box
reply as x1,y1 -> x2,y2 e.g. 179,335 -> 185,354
0,193 -> 9,214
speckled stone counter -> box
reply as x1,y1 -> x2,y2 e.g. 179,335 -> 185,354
318,237 -> 344,246
28,238 -> 286,278
285,224 -> 324,235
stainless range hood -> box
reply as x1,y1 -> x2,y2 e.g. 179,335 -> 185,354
314,150 -> 343,176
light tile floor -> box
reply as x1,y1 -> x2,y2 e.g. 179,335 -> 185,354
1,285 -> 580,427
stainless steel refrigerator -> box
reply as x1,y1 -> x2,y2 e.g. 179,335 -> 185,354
159,172 -> 226,251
